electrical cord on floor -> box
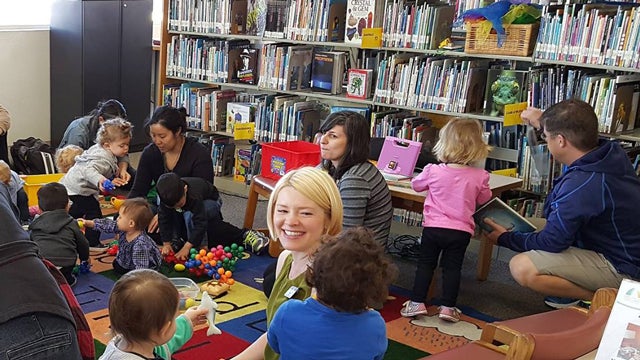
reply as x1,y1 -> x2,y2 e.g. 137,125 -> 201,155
385,234 -> 421,259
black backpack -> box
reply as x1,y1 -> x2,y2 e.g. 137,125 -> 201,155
10,137 -> 57,174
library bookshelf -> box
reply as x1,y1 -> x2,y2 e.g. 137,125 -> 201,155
156,0 -> 640,197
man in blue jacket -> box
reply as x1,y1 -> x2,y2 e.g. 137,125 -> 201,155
485,99 -> 640,308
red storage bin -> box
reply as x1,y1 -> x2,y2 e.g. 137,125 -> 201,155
260,141 -> 321,180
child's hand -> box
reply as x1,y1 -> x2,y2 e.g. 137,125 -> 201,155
161,243 -> 173,256
184,306 -> 209,327
79,218 -> 95,228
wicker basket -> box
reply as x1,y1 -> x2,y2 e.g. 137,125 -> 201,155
464,22 -> 539,57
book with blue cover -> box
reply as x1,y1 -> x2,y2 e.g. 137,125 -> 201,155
473,197 -> 536,233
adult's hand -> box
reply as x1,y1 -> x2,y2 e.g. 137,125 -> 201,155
117,166 -> 131,184
148,214 -> 159,233
521,107 -> 543,129
483,218 -> 508,244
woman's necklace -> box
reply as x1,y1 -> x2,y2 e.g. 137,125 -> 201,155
163,137 -> 185,171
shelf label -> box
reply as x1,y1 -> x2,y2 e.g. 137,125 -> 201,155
361,28 -> 383,49
234,122 -> 255,140
503,102 -> 528,126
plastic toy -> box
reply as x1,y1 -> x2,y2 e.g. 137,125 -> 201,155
163,243 -> 245,285
102,178 -> 115,192
110,196 -> 125,210
72,260 -> 92,275
106,240 -> 119,256
198,291 -> 221,336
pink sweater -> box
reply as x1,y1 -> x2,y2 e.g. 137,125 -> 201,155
412,163 -> 492,235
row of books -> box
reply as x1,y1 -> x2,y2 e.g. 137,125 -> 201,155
166,36 -> 259,84
373,56 -> 526,116
167,0 -> 376,45
381,2 -> 455,50
527,65 -> 640,134
253,95 -> 326,143
163,84 -> 266,133
534,3 -> 640,69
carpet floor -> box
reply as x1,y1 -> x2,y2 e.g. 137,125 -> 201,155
81,245 -> 503,359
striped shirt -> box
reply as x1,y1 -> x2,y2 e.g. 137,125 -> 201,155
337,162 -> 393,245
94,218 -> 162,271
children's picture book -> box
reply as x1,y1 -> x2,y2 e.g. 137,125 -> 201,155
609,74 -> 640,134
226,102 -> 255,134
346,68 -> 373,99
230,0 -> 248,34
595,279 -> 640,360
246,0 -> 267,36
473,197 -> 537,233
234,147 -> 253,183
484,69 -> 528,116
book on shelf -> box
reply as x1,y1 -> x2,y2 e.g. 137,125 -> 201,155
211,89 -> 237,132
247,0 -> 267,36
473,197 -> 537,233
226,102 -> 255,134
484,69 -> 528,117
346,68 -> 373,99
211,141 -> 236,177
310,51 -> 345,94
230,48 -> 259,85
285,46 -> 313,91
234,147 -> 253,183
427,5 -> 456,50
327,0 -> 347,42
608,74 -> 640,134
264,0 -> 289,38
230,0 -> 249,34
344,0 -> 384,46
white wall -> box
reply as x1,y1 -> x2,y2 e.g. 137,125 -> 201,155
0,27 -> 50,144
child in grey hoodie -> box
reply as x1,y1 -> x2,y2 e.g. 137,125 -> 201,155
29,182 -> 90,286
60,118 -> 132,247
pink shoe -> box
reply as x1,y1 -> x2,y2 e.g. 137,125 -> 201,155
438,306 -> 461,322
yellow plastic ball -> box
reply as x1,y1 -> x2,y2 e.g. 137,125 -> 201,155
184,298 -> 196,309
174,263 -> 186,272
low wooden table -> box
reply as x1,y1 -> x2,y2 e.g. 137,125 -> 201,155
243,174 -> 523,281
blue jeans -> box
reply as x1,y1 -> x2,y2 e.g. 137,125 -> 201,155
0,312 -> 81,360
184,198 -> 223,240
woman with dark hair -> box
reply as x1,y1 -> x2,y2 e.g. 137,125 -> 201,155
318,111 -> 393,245
58,99 -> 133,183
129,105 -> 267,254
59,99 -> 127,150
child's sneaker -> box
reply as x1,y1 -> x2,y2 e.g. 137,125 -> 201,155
89,243 -> 108,252
68,275 -> 77,287
544,296 -> 580,309
400,301 -> 428,317
438,306 -> 461,322
243,230 -> 269,255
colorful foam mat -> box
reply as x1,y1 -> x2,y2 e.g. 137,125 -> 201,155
81,252 -> 490,359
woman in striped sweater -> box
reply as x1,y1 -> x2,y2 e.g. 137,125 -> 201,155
319,111 -> 393,245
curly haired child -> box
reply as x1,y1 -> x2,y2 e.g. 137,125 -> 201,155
267,227 -> 397,359
401,118 -> 492,322
100,269 -> 209,360
60,118 -> 132,248
55,144 -> 84,173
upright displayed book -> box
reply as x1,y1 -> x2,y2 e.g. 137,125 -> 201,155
228,48 -> 258,85
343,0 -> 385,45
310,51 -> 345,94
346,68 -> 373,99
484,69 -> 528,116
226,102 -> 255,134
327,0 -> 347,42
608,74 -> 640,134
473,197 -> 537,233
285,46 -> 313,90
247,0 -> 267,35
